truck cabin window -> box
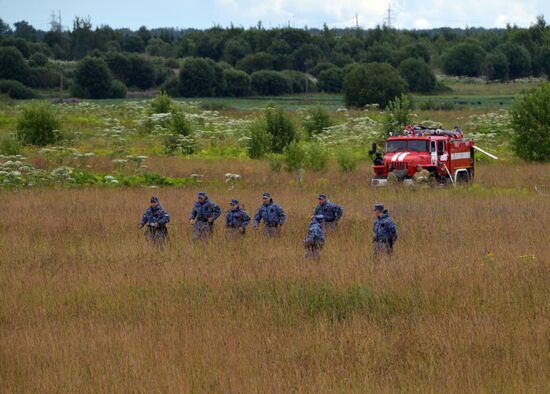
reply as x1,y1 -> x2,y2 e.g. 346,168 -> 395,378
386,140 -> 428,153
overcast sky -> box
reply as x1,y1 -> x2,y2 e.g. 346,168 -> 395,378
1,0 -> 548,31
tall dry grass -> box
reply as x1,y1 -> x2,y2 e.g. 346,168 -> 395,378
1,162 -> 549,393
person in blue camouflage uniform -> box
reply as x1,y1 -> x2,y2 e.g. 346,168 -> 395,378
313,193 -> 343,232
188,192 -> 221,241
253,192 -> 286,237
225,199 -> 250,238
139,196 -> 170,246
372,204 -> 398,256
304,214 -> 325,260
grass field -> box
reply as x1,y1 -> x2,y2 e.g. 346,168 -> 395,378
1,159 -> 550,392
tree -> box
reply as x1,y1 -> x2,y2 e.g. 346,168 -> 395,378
482,51 -> 509,81
73,56 -> 113,99
441,42 -> 486,77
105,52 -> 132,84
497,43 -> 531,79
0,18 -> 12,35
127,55 -> 154,89
250,71 -> 292,96
223,38 -> 251,65
29,52 -> 49,67
13,21 -> 36,41
178,57 -> 219,97
318,66 -> 343,93
398,58 -> 436,93
0,47 -> 30,84
236,52 -> 275,74
223,68 -> 251,97
343,62 -> 407,108
510,83 -> 550,162
70,17 -> 94,58
292,44 -> 321,71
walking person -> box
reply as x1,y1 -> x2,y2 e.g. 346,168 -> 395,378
189,192 -> 221,241
139,196 -> 170,246
313,193 -> 343,232
225,199 -> 250,238
372,204 -> 398,256
253,192 -> 286,237
304,214 -> 325,260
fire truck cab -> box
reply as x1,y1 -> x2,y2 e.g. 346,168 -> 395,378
371,126 -> 476,186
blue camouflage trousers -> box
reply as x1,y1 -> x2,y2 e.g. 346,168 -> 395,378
193,221 -> 213,241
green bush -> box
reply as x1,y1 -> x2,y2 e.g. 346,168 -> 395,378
0,133 -> 22,155
303,106 -> 333,137
510,83 -> 550,162
305,143 -> 328,171
284,141 -> 306,172
343,62 -> 407,108
110,80 -> 127,99
482,51 -> 509,81
264,106 -> 297,153
382,94 -> 412,139
16,101 -> 61,146
170,111 -> 192,136
179,57 -> 224,97
150,91 -> 173,113
250,71 -> 292,96
246,121 -> 272,159
336,148 -> 358,172
0,80 -> 36,99
27,67 -> 61,89
28,52 -> 48,67
398,58 -> 436,93
160,76 -> 179,97
223,68 -> 251,97
318,66 -> 343,93
0,46 -> 30,85
73,56 -> 113,99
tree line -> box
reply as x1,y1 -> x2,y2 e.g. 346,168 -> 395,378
1,15 -> 550,105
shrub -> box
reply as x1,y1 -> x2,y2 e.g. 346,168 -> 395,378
223,68 -> 251,97
482,51 -> 509,81
250,71 -> 292,96
150,91 -> 174,113
105,52 -> 132,84
382,94 -> 413,139
282,70 -> 308,93
284,141 -> 306,172
343,62 -> 407,108
264,106 -> 297,153
73,56 -> 113,99
170,111 -> 192,136
398,58 -> 436,93
246,121 -> 272,159
497,43 -> 532,80
303,106 -> 333,137
16,101 -> 61,146
179,57 -> 223,97
28,52 -> 48,67
27,67 -> 61,89
0,133 -> 22,155
510,83 -> 550,162
318,66 -> 343,93
127,55 -> 155,89
0,80 -> 36,99
336,148 -> 358,172
160,75 -> 179,97
305,143 -> 328,171
110,80 -> 127,99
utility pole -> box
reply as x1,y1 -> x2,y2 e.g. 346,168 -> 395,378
355,12 -> 359,30
385,3 -> 393,28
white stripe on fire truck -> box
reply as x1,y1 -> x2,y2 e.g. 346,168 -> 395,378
391,153 -> 400,162
398,152 -> 410,161
451,152 -> 470,160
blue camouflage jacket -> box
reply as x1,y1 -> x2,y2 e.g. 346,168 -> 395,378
225,206 -> 251,228
189,198 -> 221,222
314,200 -> 344,222
304,219 -> 324,246
140,205 -> 170,227
373,211 -> 397,242
253,200 -> 286,227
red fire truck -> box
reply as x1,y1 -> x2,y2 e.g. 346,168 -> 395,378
371,125 -> 498,186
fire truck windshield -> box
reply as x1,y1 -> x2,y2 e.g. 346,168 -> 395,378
386,140 -> 429,153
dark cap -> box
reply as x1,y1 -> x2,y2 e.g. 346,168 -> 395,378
318,193 -> 327,200
150,196 -> 159,203
374,203 -> 384,211
198,191 -> 206,198
262,192 -> 270,199
230,199 -> 239,205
